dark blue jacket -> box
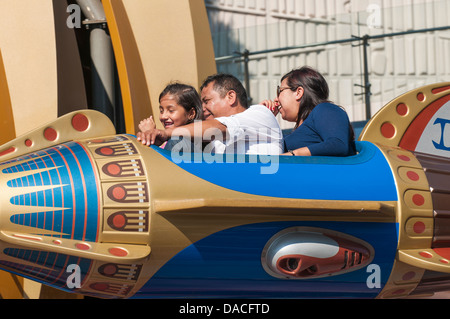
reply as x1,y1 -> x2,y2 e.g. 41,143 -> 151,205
284,102 -> 356,156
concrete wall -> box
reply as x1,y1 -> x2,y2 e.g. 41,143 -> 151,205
205,0 -> 450,128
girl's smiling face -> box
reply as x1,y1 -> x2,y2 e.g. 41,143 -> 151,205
159,94 -> 195,129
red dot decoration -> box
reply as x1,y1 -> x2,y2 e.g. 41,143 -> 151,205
99,147 -> 114,156
44,127 -> 57,141
53,240 -> 62,245
413,221 -> 426,234
72,114 -> 90,132
419,251 -> 433,259
112,214 -> 126,228
402,271 -> 416,281
440,259 -> 449,264
90,283 -> 109,291
412,194 -> 425,206
25,139 -> 33,147
407,171 -> 420,181
397,155 -> 411,162
396,103 -> 408,116
417,92 -> 425,101
76,243 -> 91,251
106,163 -> 121,176
381,122 -> 396,138
111,186 -> 126,200
102,264 -> 118,276
109,247 -> 128,257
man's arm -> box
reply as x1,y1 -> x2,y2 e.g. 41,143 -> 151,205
137,119 -> 228,146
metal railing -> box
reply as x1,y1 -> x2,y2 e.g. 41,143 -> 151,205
215,25 -> 450,120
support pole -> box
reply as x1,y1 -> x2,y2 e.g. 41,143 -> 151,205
361,35 -> 372,120
76,0 -> 115,123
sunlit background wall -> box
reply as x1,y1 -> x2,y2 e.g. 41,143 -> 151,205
205,0 -> 450,129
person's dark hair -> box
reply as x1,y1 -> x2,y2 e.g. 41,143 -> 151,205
282,66 -> 355,141
159,82 -> 203,123
200,73 -> 249,108
281,66 -> 330,128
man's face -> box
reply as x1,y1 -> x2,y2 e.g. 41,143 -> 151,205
200,82 -> 230,119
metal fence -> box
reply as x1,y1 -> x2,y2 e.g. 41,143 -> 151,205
215,25 -> 450,120
208,1 -> 450,127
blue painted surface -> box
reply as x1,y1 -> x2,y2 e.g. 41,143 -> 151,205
5,142 -> 99,241
136,221 -> 398,299
153,141 -> 397,201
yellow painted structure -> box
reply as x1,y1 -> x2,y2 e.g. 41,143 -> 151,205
0,0 -> 216,298
103,0 -> 216,133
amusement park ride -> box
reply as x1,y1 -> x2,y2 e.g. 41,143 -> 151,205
0,0 -> 449,299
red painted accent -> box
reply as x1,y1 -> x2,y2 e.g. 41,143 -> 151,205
417,92 -> 425,101
25,139 -> 33,147
76,242 -> 91,251
44,127 -> 58,141
275,237 -> 371,278
413,221 -> 426,234
106,163 -> 121,175
381,122 -> 396,138
109,247 -> 128,257
102,264 -> 118,276
432,85 -> 450,94
99,147 -> 114,156
440,259 -> 449,264
90,139 -> 105,143
397,155 -> 411,162
53,240 -> 62,245
0,147 -> 15,156
433,248 -> 450,260
419,251 -> 433,258
407,171 -> 420,181
72,114 -> 90,132
90,283 -> 109,291
112,214 -> 126,228
412,194 -> 425,206
112,186 -> 126,200
396,103 -> 408,116
399,94 -> 450,151
402,271 -> 416,281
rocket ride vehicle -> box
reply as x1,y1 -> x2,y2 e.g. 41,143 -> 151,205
0,82 -> 449,299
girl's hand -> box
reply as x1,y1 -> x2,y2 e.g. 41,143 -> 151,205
139,116 -> 156,132
260,99 -> 280,116
137,128 -> 170,146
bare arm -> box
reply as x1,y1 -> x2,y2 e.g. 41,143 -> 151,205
137,119 -> 228,146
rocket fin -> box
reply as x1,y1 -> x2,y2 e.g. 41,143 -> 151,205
0,230 -> 151,263
398,248 -> 450,273
0,110 -> 116,163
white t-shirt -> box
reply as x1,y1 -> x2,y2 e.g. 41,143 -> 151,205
210,105 -> 283,155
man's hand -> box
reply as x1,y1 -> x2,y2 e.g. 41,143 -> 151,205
137,128 -> 170,146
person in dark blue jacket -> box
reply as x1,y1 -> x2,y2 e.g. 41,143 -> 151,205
261,66 -> 356,157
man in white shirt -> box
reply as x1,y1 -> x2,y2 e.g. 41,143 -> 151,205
137,74 -> 283,156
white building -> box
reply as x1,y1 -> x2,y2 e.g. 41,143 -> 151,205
205,0 -> 450,129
